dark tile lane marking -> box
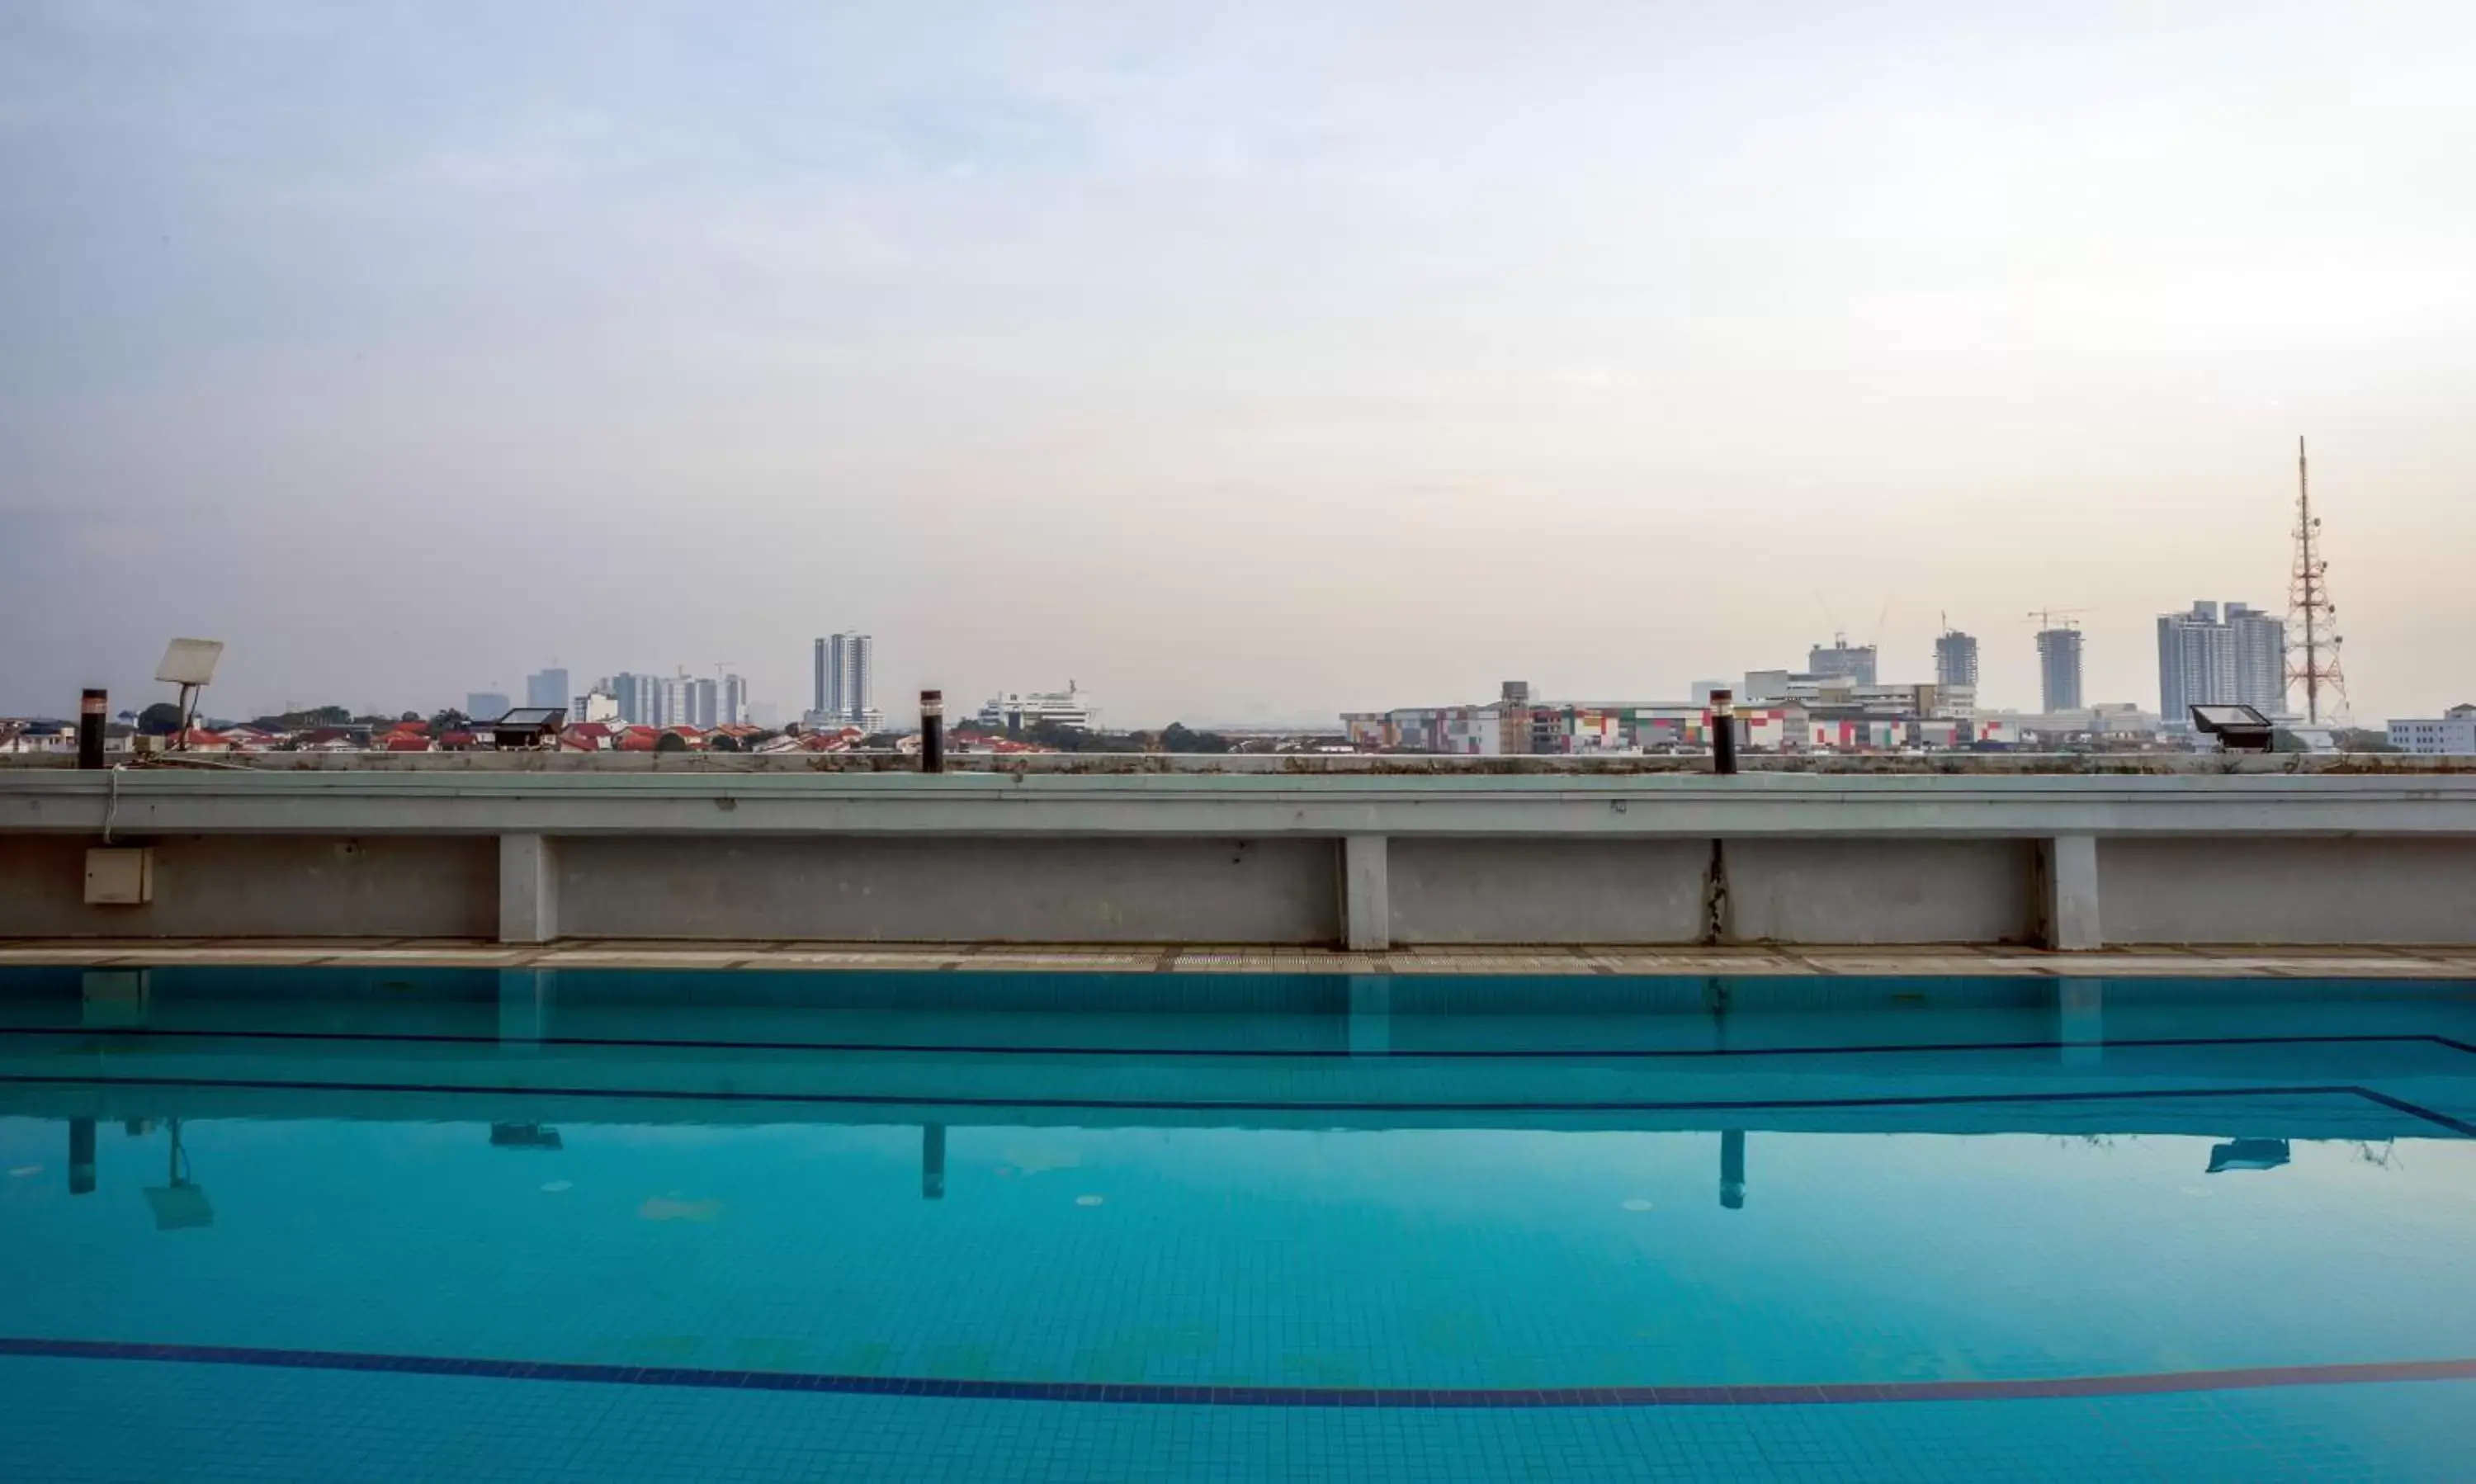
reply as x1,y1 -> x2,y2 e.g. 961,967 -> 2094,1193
2348,1086 -> 2476,1137
4,1337 -> 2471,1409
0,1070 -> 2463,1135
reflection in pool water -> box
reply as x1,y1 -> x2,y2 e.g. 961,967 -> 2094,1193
2,966 -> 2474,1478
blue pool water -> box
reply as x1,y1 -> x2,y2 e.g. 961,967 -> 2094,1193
2,966 -> 2474,1481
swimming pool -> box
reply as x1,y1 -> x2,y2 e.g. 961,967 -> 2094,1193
2,966 -> 2472,1480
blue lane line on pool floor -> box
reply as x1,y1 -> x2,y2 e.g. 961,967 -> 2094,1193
2,1025 -> 2472,1062
0,1070 -> 2469,1134
5,1336 -> 2474,1409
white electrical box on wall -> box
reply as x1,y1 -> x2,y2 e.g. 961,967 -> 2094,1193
84,848 -> 155,905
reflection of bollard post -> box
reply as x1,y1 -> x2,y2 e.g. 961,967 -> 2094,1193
1709,689 -> 1739,776
69,1118 -> 97,1195
1720,1129 -> 1746,1210
78,688 -> 107,770
919,692 -> 945,774
922,1125 -> 946,1200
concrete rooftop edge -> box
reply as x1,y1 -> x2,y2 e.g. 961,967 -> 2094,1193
9,752 -> 2476,776
13,767 -> 2476,839
4,940 -> 2474,978
15,768 -> 2476,794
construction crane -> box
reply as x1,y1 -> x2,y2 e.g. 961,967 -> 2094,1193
2025,607 -> 2091,631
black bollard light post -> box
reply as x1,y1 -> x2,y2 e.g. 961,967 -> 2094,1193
1709,688 -> 1739,776
78,688 -> 107,769
919,690 -> 945,773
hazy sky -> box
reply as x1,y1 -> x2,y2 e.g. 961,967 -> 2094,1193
5,1 -> 2472,725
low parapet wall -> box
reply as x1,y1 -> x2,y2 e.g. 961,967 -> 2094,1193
4,771 -> 2474,948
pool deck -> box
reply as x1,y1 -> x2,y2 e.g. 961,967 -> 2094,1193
2,939 -> 2472,977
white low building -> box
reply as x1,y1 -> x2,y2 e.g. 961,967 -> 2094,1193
2389,705 -> 2476,754
980,684 -> 1095,732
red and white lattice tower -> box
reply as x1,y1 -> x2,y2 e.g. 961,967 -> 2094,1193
2285,437 -> 2347,725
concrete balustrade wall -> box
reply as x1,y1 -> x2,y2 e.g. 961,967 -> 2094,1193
2,770 -> 2474,948
1387,839 -> 1712,945
0,834 -> 499,939
550,835 -> 1343,945
2096,837 -> 2476,946
1723,839 -> 2045,946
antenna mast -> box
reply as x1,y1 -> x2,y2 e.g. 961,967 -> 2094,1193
2285,437 -> 2347,725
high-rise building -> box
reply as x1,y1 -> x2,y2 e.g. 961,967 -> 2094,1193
465,691 -> 510,721
685,678 -> 719,730
721,673 -> 749,727
1807,638 -> 1878,686
680,680 -> 702,730
525,669 -> 569,710
1934,630 -> 1979,690
2158,601 -> 2286,725
2228,603 -> 2286,714
657,676 -> 687,729
608,673 -> 662,726
834,632 -> 873,724
2036,628 -> 2084,713
810,632 -> 877,727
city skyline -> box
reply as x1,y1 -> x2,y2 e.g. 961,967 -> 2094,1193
92,604 -> 2358,732
5,3 -> 2471,725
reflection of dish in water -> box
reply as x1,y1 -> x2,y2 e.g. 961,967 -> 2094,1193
639,1195 -> 723,1222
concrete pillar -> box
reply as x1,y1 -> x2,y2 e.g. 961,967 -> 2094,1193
1720,1129 -> 1746,1210
499,833 -> 560,944
2040,834 -> 2101,950
1341,834 -> 1391,951
922,1125 -> 946,1201
1348,975 -> 1392,1056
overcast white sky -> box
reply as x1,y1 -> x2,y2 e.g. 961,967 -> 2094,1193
4,1 -> 2472,725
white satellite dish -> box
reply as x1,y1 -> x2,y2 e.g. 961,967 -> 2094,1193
154,639 -> 225,749
155,640 -> 224,688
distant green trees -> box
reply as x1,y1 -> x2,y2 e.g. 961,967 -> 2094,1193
1158,723 -> 1235,754
958,720 -> 1236,754
247,706 -> 353,731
